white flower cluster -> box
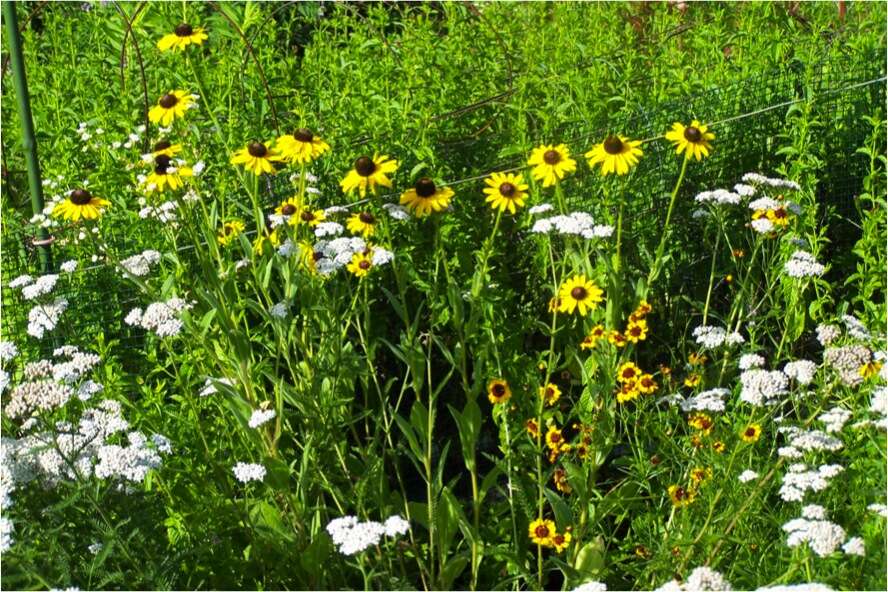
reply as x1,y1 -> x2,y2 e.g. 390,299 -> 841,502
138,200 -> 178,223
0,341 -> 19,362
18,274 -> 59,300
755,585 -> 834,592
738,469 -> 759,483
232,462 -> 266,483
783,511 -> 846,557
382,203 -> 411,220
817,407 -> 851,433
823,344 -> 871,387
199,377 -> 234,397
741,172 -> 802,191
248,408 -> 276,429
778,463 -> 843,502
94,431 -> 166,483
841,536 -> 865,556
858,387 -> 888,430
868,503 -> 888,518
693,325 -> 744,349
740,368 -> 789,406
125,297 -> 192,338
815,323 -> 840,346
738,353 -> 765,370
778,426 -> 843,457
784,251 -> 825,278
655,567 -> 732,591
783,360 -> 817,385
307,238 -> 394,276
841,314 -> 870,340
572,582 -> 607,592
27,297 -> 69,339
325,515 -> 410,555
6,380 -> 74,418
531,211 -> 614,239
528,203 -> 554,215
120,250 -> 162,277
314,222 -> 344,238
0,517 -> 12,553
269,302 -> 288,319
695,188 -> 741,206
679,388 -> 729,413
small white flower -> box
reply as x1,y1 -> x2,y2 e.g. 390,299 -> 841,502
232,462 -> 266,483
842,536 -> 865,556
382,203 -> 410,220
269,302 -> 288,319
383,515 -> 410,536
738,470 -> 759,483
248,408 -> 276,429
60,260 -> 78,274
528,203 -> 553,215
784,251 -> 825,278
739,353 -> 765,370
314,222 -> 344,237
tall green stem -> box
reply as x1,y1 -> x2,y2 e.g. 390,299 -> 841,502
646,156 -> 690,292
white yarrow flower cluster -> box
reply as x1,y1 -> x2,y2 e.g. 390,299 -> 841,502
232,462 -> 266,483
655,567 -> 731,591
815,324 -> 840,346
269,301 -> 288,319
120,250 -> 162,277
530,211 -> 613,239
382,203 -> 411,220
817,407 -> 851,433
693,326 -> 745,349
0,341 -> 19,363
248,408 -> 276,429
528,203 -> 554,215
783,360 -> 817,385
94,431 -> 167,483
572,583 -> 607,592
841,536 -> 865,556
741,172 -> 801,191
680,388 -> 729,413
60,260 -> 78,274
20,274 -> 59,300
738,470 -> 759,483
740,368 -> 789,406
784,251 -> 825,278
783,512 -> 846,557
125,298 -> 191,338
779,463 -> 844,502
739,353 -> 766,370
27,298 -> 69,339
325,514 -> 409,555
199,377 -> 234,397
695,188 -> 741,206
841,314 -> 870,340
314,222 -> 344,238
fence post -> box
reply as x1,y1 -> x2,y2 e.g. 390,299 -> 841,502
3,0 -> 52,273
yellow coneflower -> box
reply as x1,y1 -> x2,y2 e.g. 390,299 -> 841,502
528,519 -> 555,547
230,141 -> 281,176
741,423 -> 761,443
527,143 -> 577,187
340,154 -> 399,197
526,418 -> 540,438
487,379 -> 511,405
217,220 -> 245,246
617,362 -> 641,384
52,188 -> 110,222
482,172 -> 528,214
400,178 -> 454,217
664,120 -> 715,161
346,212 -> 377,238
539,383 -> 562,407
712,440 -> 726,454
617,381 -> 641,404
637,374 -> 658,394
609,331 -> 628,348
581,325 -> 607,350
551,530 -> 572,553
545,426 -> 564,451
150,140 -> 182,158
346,251 -> 374,278
625,319 -> 648,343
635,300 -> 652,316
274,198 -> 301,224
688,412 -> 714,435
144,155 -> 193,192
157,23 -> 208,52
684,373 -> 701,388
553,467 -> 572,494
668,484 -> 696,508
557,275 -> 604,316
297,240 -> 322,273
585,134 -> 643,176
275,128 -> 330,164
298,208 -> 326,227
860,361 -> 883,379
148,90 -> 196,126
766,205 -> 791,227
690,467 -> 712,485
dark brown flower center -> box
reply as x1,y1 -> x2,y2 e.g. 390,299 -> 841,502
159,93 -> 179,109
498,182 -> 516,197
354,156 -> 376,177
603,135 -> 624,155
683,126 -> 702,143
546,387 -> 554,397
358,260 -> 371,270
543,149 -> 561,165
153,140 -> 171,152
745,427 -> 756,437
622,368 -> 636,379
281,204 -> 297,216
70,188 -> 92,205
293,128 -> 314,142
550,432 -> 562,442
154,154 -> 171,173
175,23 -> 194,37
415,177 -> 437,198
312,251 -> 323,261
222,225 -> 235,236
358,212 -> 375,224
248,142 -> 267,157
301,211 -> 315,222
535,525 -> 550,539
570,286 -> 587,300
553,534 -> 565,545
492,383 -> 506,397
674,487 -> 687,500
772,207 -> 787,219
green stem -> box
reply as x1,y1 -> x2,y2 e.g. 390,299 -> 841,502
646,156 -> 690,292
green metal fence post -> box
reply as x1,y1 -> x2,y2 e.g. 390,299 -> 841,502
3,0 -> 52,273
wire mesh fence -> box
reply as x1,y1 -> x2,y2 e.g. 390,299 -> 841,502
2,48 -> 884,359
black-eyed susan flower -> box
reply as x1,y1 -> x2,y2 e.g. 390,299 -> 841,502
150,140 -> 182,158
551,530 -> 572,553
637,374 -> 658,394
860,361 -> 883,379
741,423 -> 762,443
625,319 -> 648,343
688,352 -> 707,366
616,381 -> 640,404
712,440 -> 726,454
346,251 -> 373,278
526,418 -> 540,438
609,331 -> 627,348
684,373 -> 701,388
668,484 -> 696,507
527,143 -> 577,187
664,120 -> 715,161
690,467 -> 712,485
157,23 -> 208,52
487,379 -> 511,405
148,90 -> 196,126
52,188 -> 110,222
617,362 -> 641,384
297,240 -> 322,273
688,412 -> 714,435
230,141 -> 281,176
539,383 -> 561,407
346,212 -> 377,238
545,426 -> 564,451
400,177 -> 454,217
557,275 -> 603,316
144,155 -> 193,192
340,154 -> 399,197
298,208 -> 326,227
528,519 -> 555,547
553,467 -> 572,494
275,128 -> 330,164
275,198 -> 301,223
482,172 -> 528,214
635,300 -> 652,316
217,220 -> 245,246
585,134 -> 643,176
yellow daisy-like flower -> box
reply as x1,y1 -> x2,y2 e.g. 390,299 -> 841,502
51,188 -> 110,222
252,230 -> 280,254
298,240 -> 321,273
539,383 -> 561,407
400,178 -> 454,218
684,373 -> 701,388
860,361 -> 883,379
608,331 -> 627,348
635,300 -> 652,316
144,155 -> 193,192
217,220 -> 245,246
637,374 -> 658,394
545,426 -> 564,451
340,154 -> 399,198
527,143 -> 577,187
230,141 -> 281,176
346,251 -> 374,278
690,467 -> 712,485
526,419 -> 540,438
148,90 -> 195,126
557,275 -> 603,316
580,325 -> 607,350
625,319 -> 648,343
528,519 -> 556,547
668,484 -> 696,508
346,212 -> 377,238
688,352 -> 708,366
617,362 -> 641,384
553,467 -> 572,494
664,120 -> 715,161
585,134 -> 643,176
712,441 -> 726,454
274,198 -> 301,224
551,530 -> 572,553
617,381 -> 641,404
688,412 -> 714,435
487,379 -> 512,405
150,140 -> 182,158
157,23 -> 208,52
741,424 -> 762,443
275,128 -> 330,164
482,171 -> 528,214
766,206 -> 791,227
